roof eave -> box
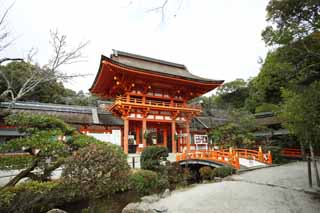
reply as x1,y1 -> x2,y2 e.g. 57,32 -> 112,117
90,55 -> 224,93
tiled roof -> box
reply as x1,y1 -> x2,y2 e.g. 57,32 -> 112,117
0,102 -> 122,126
110,50 -> 224,84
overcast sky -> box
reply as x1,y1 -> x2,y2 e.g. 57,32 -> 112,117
1,0 -> 270,94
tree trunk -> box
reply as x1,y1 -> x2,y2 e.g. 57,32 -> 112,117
299,141 -> 305,159
307,155 -> 312,187
41,160 -> 64,181
309,142 -> 320,187
2,158 -> 39,188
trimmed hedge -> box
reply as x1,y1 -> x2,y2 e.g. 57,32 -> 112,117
62,143 -> 130,198
140,146 -> 168,172
166,162 -> 187,188
0,180 -> 76,213
199,166 -> 213,181
211,167 -> 234,178
129,169 -> 160,195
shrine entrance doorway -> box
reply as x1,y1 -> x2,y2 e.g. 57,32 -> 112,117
128,121 -> 179,153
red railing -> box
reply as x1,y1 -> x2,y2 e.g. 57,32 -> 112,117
281,148 -> 302,158
114,96 -> 201,110
176,147 -> 272,169
220,148 -> 272,164
176,149 -> 240,169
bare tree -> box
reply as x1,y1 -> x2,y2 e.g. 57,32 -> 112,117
0,3 -> 89,108
0,2 -> 23,64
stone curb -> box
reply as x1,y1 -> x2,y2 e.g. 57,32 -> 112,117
237,164 -> 280,174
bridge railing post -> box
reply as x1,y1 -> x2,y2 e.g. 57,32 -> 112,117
258,146 -> 263,161
235,153 -> 240,169
228,151 -> 233,165
267,151 -> 272,164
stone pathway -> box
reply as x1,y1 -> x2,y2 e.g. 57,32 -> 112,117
151,161 -> 320,213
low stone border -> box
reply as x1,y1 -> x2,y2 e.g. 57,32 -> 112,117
122,189 -> 170,213
237,164 -> 280,174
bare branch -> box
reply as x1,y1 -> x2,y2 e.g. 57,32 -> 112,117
0,2 -> 15,27
0,1 -> 16,52
47,29 -> 89,73
26,47 -> 38,63
0,29 -> 89,106
0,57 -> 23,64
146,0 -> 169,23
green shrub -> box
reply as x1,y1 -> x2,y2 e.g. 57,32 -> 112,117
0,114 -> 118,186
266,146 -> 287,164
140,146 -> 168,172
0,155 -> 35,170
181,168 -> 199,184
70,133 -> 105,149
166,162 -> 186,189
199,166 -> 213,181
0,180 -> 75,213
129,169 -> 159,195
182,168 -> 192,184
62,143 -> 130,198
5,113 -> 74,134
255,103 -> 280,113
211,167 -> 234,178
157,175 -> 170,191
0,130 -> 67,157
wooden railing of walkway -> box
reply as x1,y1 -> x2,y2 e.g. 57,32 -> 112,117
112,96 -> 201,112
176,149 -> 240,169
176,147 -> 272,170
221,147 -> 272,165
280,148 -> 302,158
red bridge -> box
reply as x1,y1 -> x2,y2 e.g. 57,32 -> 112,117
176,147 -> 272,169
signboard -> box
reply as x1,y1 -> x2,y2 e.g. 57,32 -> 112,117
194,135 -> 208,144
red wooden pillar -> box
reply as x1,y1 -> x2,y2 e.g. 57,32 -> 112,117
157,127 -> 160,145
185,121 -> 191,153
163,128 -> 168,148
142,118 -> 147,149
136,127 -> 140,153
171,121 -> 176,153
136,127 -> 141,144
177,129 -> 182,153
123,117 -> 129,154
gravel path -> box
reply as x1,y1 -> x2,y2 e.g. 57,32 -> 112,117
152,161 -> 320,213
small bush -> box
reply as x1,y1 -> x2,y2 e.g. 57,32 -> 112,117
140,146 -> 168,172
199,166 -> 213,181
62,143 -> 130,198
182,168 -> 192,184
211,167 -> 234,178
157,175 -> 170,190
0,180 -> 74,213
129,169 -> 159,195
166,162 -> 186,189
267,146 -> 287,164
